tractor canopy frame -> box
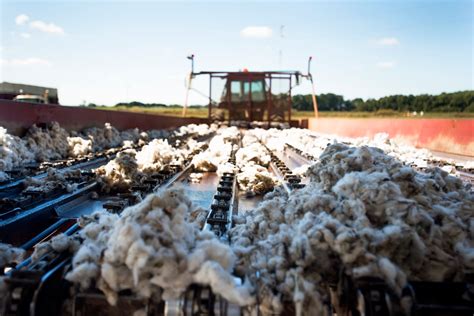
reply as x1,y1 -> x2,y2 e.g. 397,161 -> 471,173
182,56 -> 318,125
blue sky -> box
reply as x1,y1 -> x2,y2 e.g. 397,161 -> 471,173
1,0 -> 472,106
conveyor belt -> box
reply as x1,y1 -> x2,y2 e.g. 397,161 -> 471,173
1,131 -> 473,316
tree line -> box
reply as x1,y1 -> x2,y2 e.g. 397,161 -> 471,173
86,90 -> 473,113
292,91 -> 474,112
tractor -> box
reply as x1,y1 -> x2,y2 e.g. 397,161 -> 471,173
182,56 -> 318,127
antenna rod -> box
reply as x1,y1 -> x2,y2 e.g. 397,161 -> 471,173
183,54 -> 195,117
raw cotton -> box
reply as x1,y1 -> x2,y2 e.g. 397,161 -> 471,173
82,123 -> 123,151
236,165 -> 277,195
120,128 -> 142,144
235,143 -> 271,168
0,127 -> 35,181
95,132 -> 207,192
142,130 -> 170,141
230,142 -> 473,315
192,128 -> 239,172
175,124 -> 219,138
31,233 -> 81,262
95,149 -> 142,193
25,122 -> 70,161
0,244 -> 25,316
0,243 -> 25,267
235,133 -> 276,195
65,188 -> 255,307
136,139 -> 185,173
67,136 -> 93,157
23,168 -> 82,193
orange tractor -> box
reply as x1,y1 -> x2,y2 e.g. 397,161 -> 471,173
182,55 -> 318,126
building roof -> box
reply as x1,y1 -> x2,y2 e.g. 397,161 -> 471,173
0,82 -> 58,97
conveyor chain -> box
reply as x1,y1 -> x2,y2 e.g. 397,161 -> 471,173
205,146 -> 237,240
266,147 -> 305,191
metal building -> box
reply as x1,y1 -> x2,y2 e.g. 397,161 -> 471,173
0,82 -> 59,104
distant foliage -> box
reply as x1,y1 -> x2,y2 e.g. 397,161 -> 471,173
292,91 -> 474,112
115,101 -> 167,108
114,101 -> 204,108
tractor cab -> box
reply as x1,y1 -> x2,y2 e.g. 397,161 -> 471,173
220,72 -> 268,122
182,56 -> 318,127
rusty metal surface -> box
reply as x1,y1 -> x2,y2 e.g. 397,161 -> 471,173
308,117 -> 474,157
0,99 -> 208,135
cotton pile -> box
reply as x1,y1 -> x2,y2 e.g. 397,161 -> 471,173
192,140 -> 230,172
67,127 -> 142,157
0,244 -> 27,316
31,233 -> 82,262
175,123 -> 218,137
119,128 -> 142,144
236,143 -> 271,168
96,137 -> 193,192
26,122 -> 129,160
142,129 -> 170,141
0,122 -> 217,184
229,142 -> 473,315
25,122 -> 70,161
65,188 -> 255,307
136,139 -> 185,173
96,149 -> 141,193
192,127 -> 239,172
0,243 -> 25,268
236,165 -> 277,195
82,123 -> 123,151
23,168 -> 81,193
0,127 -> 35,182
235,134 -> 276,195
67,136 -> 93,157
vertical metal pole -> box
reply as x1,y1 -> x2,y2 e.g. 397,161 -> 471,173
182,73 -> 192,117
267,76 -> 272,127
208,75 -> 212,121
307,56 -> 319,118
226,78 -> 231,125
249,77 -> 253,122
288,76 -> 292,123
310,77 -> 319,118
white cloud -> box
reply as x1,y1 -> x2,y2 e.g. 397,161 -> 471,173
29,20 -> 64,35
15,14 -> 29,25
20,32 -> 31,39
376,61 -> 396,69
1,57 -> 51,66
377,37 -> 400,46
240,26 -> 273,38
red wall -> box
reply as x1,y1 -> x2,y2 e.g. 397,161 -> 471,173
0,100 -> 208,135
1,100 -> 471,156
308,118 -> 474,157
